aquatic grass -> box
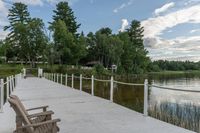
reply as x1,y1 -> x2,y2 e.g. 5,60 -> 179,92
149,101 -> 200,132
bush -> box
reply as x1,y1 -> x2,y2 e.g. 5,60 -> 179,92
94,64 -> 105,75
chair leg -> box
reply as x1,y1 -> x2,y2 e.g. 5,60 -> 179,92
16,116 -> 22,128
52,123 -> 57,133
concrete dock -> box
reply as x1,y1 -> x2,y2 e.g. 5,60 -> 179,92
0,77 -> 195,133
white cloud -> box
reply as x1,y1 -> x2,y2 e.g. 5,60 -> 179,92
143,3 -> 200,61
190,29 -> 200,33
113,0 -> 134,13
11,0 -> 43,6
119,19 -> 129,32
0,0 -> 8,15
154,2 -> 175,16
0,1 -> 9,40
146,36 -> 200,61
142,5 -> 200,38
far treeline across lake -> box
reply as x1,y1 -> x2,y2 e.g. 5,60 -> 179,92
0,1 -> 200,75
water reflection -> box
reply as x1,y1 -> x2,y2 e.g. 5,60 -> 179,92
150,77 -> 200,104
72,73 -> 200,132
149,76 -> 200,132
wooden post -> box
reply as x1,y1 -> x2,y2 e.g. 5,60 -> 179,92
6,77 -> 9,101
71,74 -> 74,88
60,74 -> 63,84
110,76 -> 114,102
65,74 -> 68,86
91,75 -> 94,96
54,73 -> 55,82
80,74 -> 82,91
144,79 -> 148,116
0,79 -> 4,112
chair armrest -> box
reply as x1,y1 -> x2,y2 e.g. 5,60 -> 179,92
27,111 -> 54,118
18,119 -> 61,129
26,105 -> 49,112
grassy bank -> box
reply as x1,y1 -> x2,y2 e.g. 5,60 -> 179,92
149,70 -> 200,75
1,64 -> 200,78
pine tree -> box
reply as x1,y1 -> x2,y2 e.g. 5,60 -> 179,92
52,1 -> 80,36
51,19 -> 74,64
127,20 -> 150,73
4,2 -> 30,61
4,3 -> 47,66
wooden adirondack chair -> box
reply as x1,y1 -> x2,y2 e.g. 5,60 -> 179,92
10,95 -> 54,128
8,98 -> 61,133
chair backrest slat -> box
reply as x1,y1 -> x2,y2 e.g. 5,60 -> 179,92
10,95 -> 29,115
8,98 -> 34,133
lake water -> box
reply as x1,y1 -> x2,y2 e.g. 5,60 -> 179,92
68,73 -> 200,132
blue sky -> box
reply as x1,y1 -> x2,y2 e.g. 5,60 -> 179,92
1,0 -> 200,61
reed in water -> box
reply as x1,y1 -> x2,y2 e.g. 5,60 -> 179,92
149,101 -> 200,133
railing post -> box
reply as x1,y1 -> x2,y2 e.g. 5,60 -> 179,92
80,74 -> 82,91
57,73 -> 59,83
60,74 -> 63,84
144,79 -> 148,116
91,75 -> 94,96
0,79 -> 4,112
71,74 -> 74,88
11,76 -> 14,90
65,74 -> 68,86
6,77 -> 9,101
110,76 -> 114,102
54,73 -> 56,82
9,76 -> 12,93
15,75 -> 17,87
23,68 -> 26,78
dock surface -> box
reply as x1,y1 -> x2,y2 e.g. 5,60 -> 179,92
0,77 -> 195,133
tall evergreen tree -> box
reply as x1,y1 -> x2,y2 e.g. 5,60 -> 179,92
73,32 -> 87,65
27,18 -> 48,67
129,20 -> 150,73
52,1 -> 80,36
4,2 -> 30,61
51,19 -> 74,64
4,3 -> 47,66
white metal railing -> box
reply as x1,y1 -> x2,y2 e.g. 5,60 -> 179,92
43,73 -> 148,116
44,72 -> 200,117
0,73 -> 22,113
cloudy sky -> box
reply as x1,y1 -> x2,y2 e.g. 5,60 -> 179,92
0,0 -> 200,62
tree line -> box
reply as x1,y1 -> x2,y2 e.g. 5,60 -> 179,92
151,60 -> 200,71
0,2 -> 198,74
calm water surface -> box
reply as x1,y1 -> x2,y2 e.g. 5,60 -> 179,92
71,73 -> 200,132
